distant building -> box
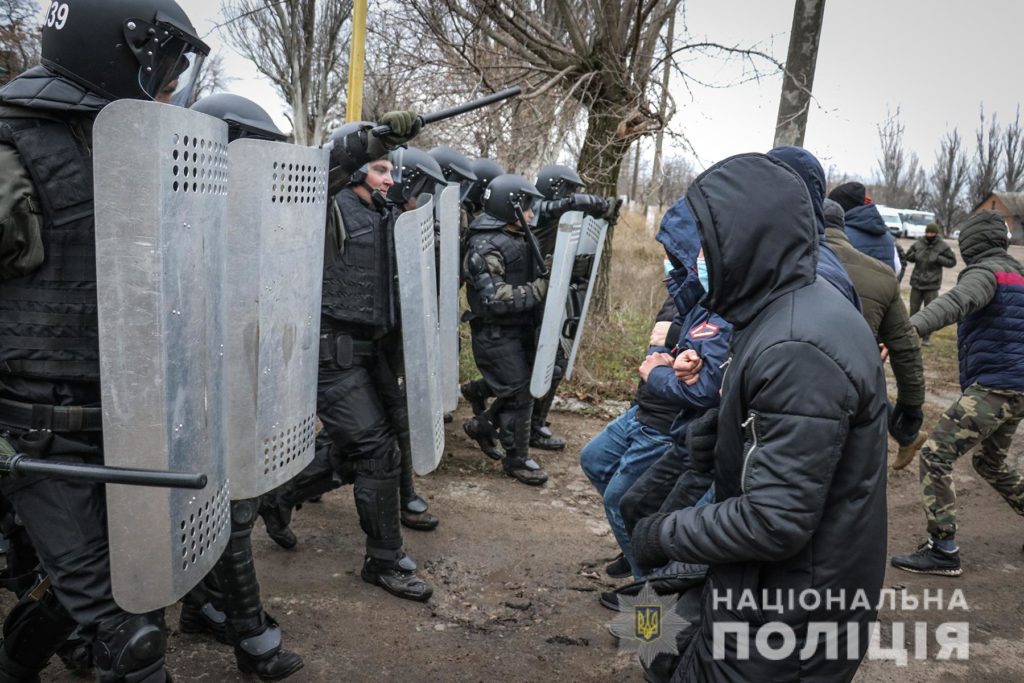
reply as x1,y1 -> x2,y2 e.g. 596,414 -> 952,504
972,191 -> 1024,244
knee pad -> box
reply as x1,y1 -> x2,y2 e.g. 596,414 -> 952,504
94,612 -> 167,683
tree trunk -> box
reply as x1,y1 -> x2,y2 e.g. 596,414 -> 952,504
577,103 -> 631,315
647,10 -> 676,211
773,0 -> 826,148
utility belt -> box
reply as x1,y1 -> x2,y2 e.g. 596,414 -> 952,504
0,397 -> 102,432
319,332 -> 378,369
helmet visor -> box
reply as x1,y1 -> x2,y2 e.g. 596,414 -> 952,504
143,48 -> 206,107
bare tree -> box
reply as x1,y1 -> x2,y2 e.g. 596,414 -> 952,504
657,155 -> 695,208
773,0 -> 826,148
1004,106 -> 1024,193
967,105 -> 1002,208
874,107 -> 927,208
0,0 -> 40,85
929,128 -> 969,234
407,0 -> 777,311
221,0 -> 353,145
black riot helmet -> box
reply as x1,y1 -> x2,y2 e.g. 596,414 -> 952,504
464,158 -> 506,212
191,93 -> 287,142
428,146 -> 478,202
40,0 -> 210,106
388,147 -> 448,205
482,174 -> 544,226
536,164 -> 585,201
325,120 -> 378,188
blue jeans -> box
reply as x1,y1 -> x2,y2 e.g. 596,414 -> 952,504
580,405 -> 673,578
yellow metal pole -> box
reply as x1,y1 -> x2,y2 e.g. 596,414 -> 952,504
346,0 -> 368,123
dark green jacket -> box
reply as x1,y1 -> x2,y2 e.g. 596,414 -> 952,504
906,235 -> 956,291
825,227 -> 925,408
912,212 -> 1017,336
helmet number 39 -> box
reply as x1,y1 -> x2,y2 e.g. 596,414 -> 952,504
46,2 -> 70,31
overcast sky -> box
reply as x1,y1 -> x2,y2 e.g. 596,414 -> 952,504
36,1 -> 1024,181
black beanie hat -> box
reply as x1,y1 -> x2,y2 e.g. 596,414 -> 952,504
828,182 -> 867,212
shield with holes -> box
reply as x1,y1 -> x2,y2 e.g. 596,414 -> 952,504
394,199 -> 445,474
435,182 -> 461,412
530,212 -> 582,399
564,214 -> 608,380
221,138 -> 329,500
93,100 -> 229,613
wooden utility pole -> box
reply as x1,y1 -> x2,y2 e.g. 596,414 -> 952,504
773,0 -> 826,148
345,0 -> 368,122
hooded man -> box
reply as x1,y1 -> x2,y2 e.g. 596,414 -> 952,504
905,222 -> 957,345
631,154 -> 889,682
891,211 -> 1024,576
828,181 -> 902,275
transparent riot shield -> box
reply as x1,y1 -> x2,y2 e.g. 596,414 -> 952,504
436,183 -> 461,413
94,100 -> 229,613
394,199 -> 445,474
222,139 -> 329,500
530,212 -> 582,399
565,215 -> 609,380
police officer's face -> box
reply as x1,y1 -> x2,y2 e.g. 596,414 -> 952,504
366,161 -> 394,193
523,208 -> 535,222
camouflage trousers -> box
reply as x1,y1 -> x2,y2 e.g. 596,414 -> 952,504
921,383 -> 1024,539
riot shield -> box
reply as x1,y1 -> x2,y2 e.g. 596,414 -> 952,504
394,199 -> 445,474
436,182 -> 461,413
222,139 -> 329,501
530,212 -> 582,399
94,100 -> 229,613
564,214 -> 609,380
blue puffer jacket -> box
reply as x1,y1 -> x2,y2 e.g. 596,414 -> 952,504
767,146 -> 861,309
845,204 -> 899,271
652,198 -> 732,458
910,212 -> 1024,391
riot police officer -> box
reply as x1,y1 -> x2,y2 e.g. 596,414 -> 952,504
462,175 -> 551,486
0,2 -> 209,680
176,93 -> 303,681
528,164 -> 617,451
261,121 -> 433,602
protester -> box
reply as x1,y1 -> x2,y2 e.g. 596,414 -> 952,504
905,222 -> 957,345
891,211 -> 1024,576
632,154 -> 889,680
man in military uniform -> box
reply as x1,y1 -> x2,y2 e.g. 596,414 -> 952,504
261,120 -> 433,602
175,93 -> 304,681
0,2 -> 209,680
892,211 -> 1024,576
462,174 -> 551,485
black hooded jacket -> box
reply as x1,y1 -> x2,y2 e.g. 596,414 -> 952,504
660,154 -> 889,682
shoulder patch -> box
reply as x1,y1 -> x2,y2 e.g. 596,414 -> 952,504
688,321 -> 720,340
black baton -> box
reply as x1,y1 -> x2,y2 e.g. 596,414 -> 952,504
0,453 -> 208,489
371,86 -> 522,137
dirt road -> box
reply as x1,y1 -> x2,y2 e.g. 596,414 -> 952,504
29,240 -> 1024,681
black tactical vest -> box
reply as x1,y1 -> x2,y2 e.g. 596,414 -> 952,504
464,227 -> 535,325
0,115 -> 99,382
320,187 -> 397,335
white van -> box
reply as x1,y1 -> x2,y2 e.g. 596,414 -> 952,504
898,209 -> 936,239
876,206 -> 905,238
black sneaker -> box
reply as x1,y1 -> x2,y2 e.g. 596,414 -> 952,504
891,541 -> 962,577
599,591 -> 620,611
605,553 -> 632,579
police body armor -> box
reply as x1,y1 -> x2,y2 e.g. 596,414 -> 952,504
464,227 -> 535,327
321,186 -> 396,335
0,115 -> 99,386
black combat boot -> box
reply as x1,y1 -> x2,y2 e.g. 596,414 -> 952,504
462,415 -> 503,460
529,423 -> 566,451
460,380 -> 492,416
178,599 -> 229,644
498,408 -> 548,486
360,553 -> 433,602
398,441 -> 439,532
891,540 -> 962,576
232,617 -> 303,682
257,495 -> 297,550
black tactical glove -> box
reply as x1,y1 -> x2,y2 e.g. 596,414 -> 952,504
571,253 -> 593,280
570,193 -> 609,218
378,110 -> 422,149
603,197 -> 623,225
687,408 -> 719,474
632,512 -> 671,571
888,402 -> 924,448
